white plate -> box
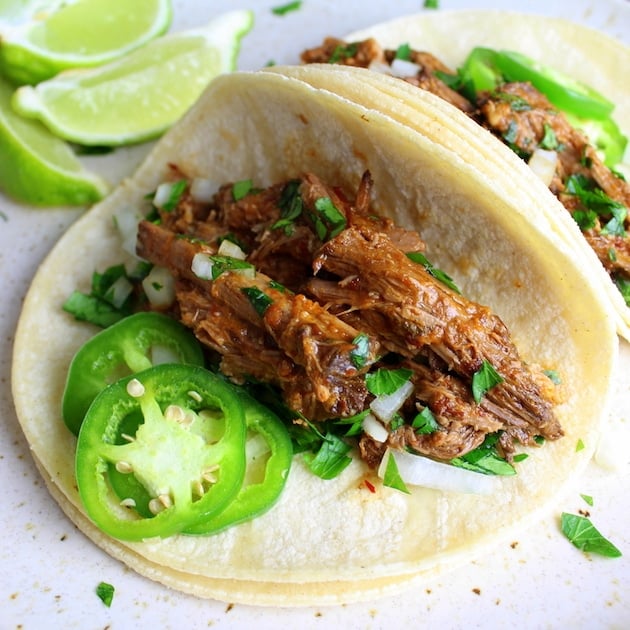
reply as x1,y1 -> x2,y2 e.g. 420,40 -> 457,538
1,1 -> 629,628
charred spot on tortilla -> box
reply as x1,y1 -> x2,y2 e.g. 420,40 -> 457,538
136,169 -> 563,469
301,36 -> 630,305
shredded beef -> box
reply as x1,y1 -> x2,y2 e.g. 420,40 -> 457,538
136,171 -> 563,467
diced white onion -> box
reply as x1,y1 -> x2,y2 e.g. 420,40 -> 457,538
361,412 -> 389,443
191,252 -> 214,280
378,448 -> 498,495
153,182 -> 176,209
217,239 -> 247,260
105,275 -> 133,309
389,58 -> 422,77
142,265 -> 175,307
528,148 -> 558,187
367,60 -> 392,75
113,206 -> 145,258
370,379 -> 415,424
150,344 -> 180,365
190,177 -> 219,202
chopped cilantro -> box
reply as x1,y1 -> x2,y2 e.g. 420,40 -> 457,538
232,179 -> 254,201
203,255 -> 254,280
382,452 -> 410,494
241,286 -> 273,317
271,1 -> 301,15
329,42 -> 359,64
423,0 -> 439,8
513,452 -> 529,463
335,409 -> 370,437
272,179 -> 303,234
395,43 -> 412,60
303,432 -> 352,479
161,179 -> 187,212
544,369 -> 562,385
63,264 -> 141,328
312,196 -> 347,240
540,123 -> 559,150
561,513 -> 622,557
406,251 -> 461,293
350,333 -> 371,369
365,367 -> 413,396
412,407 -> 439,434
581,494 -> 594,506
451,432 -> 515,476
576,438 -> 585,452
471,360 -> 504,403
95,581 -> 115,607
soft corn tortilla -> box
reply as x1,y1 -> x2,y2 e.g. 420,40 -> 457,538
12,67 -> 618,606
276,10 -> 630,340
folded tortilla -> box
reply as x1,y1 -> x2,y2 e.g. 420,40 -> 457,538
273,10 -> 630,340
12,62 -> 618,605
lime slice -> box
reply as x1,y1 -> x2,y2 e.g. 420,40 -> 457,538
0,0 -> 173,85
11,10 -> 254,146
0,77 -> 108,205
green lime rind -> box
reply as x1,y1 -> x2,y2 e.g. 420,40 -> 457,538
0,77 -> 108,206
0,0 -> 173,85
11,10 -> 254,146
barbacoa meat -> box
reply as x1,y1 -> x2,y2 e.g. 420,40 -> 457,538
136,171 -> 562,466
301,37 -> 630,297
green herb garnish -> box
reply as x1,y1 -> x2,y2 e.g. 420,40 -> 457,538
561,513 -> 622,557
161,179 -> 187,212
365,367 -> 413,396
350,333 -> 371,369
95,581 -> 115,607
451,432 -> 515,476
312,196 -> 347,240
471,360 -> 504,403
406,251 -> 461,293
395,43 -> 412,60
382,452 -> 410,493
241,286 -> 273,317
412,407 -> 439,434
271,1 -> 302,15
303,432 -> 352,479
329,42 -> 359,64
232,179 -> 254,201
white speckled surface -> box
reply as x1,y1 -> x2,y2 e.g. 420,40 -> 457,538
1,1 -> 629,628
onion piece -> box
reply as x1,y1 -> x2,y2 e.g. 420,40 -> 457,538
113,206 -> 145,257
362,413 -> 389,443
378,448 -> 498,495
217,239 -> 247,260
190,177 -> 218,202
191,252 -> 214,280
528,148 -> 558,187
370,379 -> 415,424
389,58 -> 422,77
367,60 -> 392,75
142,265 -> 175,307
153,182 -> 176,209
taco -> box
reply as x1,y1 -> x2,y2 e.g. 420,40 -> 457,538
293,10 -> 630,340
12,65 -> 618,606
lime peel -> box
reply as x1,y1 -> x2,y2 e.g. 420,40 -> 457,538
0,0 -> 173,85
11,10 -> 255,146
0,77 -> 108,206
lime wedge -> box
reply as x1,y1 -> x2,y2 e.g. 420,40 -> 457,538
0,77 -> 108,205
11,10 -> 254,146
0,0 -> 173,85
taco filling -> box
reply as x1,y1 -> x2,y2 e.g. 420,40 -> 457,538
301,38 -> 630,305
125,168 -> 562,478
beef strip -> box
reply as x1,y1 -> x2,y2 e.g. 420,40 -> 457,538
310,224 -> 562,443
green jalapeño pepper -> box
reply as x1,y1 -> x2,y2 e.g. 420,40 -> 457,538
62,312 -> 204,436
75,364 -> 247,541
184,387 -> 293,535
494,50 -> 615,120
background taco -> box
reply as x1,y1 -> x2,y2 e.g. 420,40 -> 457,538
11,64 -> 617,606
281,11 -> 630,340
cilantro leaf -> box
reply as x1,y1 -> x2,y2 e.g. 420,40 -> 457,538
365,367 -> 413,396
395,43 -> 412,60
382,452 -> 410,494
406,251 -> 461,293
471,360 -> 504,403
95,581 -> 115,607
271,1 -> 302,15
561,513 -> 622,557
232,179 -> 254,201
412,407 -> 439,434
350,333 -> 371,369
303,432 -> 352,479
241,286 -> 273,317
